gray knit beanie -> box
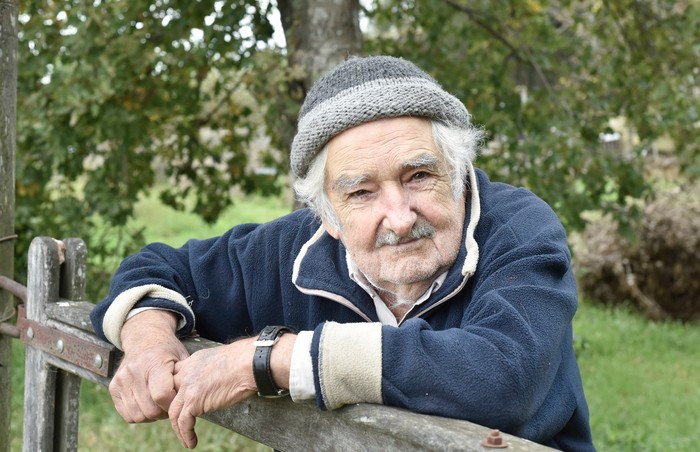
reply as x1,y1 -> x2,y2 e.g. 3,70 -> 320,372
290,55 -> 471,178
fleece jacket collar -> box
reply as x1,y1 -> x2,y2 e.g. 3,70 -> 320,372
292,162 -> 482,322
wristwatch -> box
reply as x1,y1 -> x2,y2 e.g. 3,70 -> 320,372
252,326 -> 292,397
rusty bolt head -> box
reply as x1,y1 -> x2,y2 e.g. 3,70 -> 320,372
481,429 -> 508,449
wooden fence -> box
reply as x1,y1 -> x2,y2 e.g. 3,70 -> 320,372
2,236 -> 554,451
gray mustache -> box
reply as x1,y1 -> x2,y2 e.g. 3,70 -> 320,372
375,221 -> 437,247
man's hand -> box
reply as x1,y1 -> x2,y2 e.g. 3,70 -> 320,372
168,333 -> 295,449
109,310 -> 189,423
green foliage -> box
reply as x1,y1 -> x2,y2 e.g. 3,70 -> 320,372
365,0 -> 700,232
13,0 -> 700,296
15,0 -> 283,297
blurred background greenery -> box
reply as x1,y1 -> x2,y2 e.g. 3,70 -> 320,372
12,0 -> 700,302
4,0 -> 700,450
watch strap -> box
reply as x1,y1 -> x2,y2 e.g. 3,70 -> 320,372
253,326 -> 292,397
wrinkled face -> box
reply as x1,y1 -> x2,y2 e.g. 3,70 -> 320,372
322,117 -> 466,294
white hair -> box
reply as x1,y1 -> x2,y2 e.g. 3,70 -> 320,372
293,120 -> 484,230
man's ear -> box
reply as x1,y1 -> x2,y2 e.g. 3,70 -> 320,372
321,218 -> 341,240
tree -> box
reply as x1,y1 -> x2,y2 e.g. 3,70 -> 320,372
258,0 -> 363,206
1,1 -> 19,448
15,0 -> 362,300
366,0 -> 700,233
15,0 -> 273,297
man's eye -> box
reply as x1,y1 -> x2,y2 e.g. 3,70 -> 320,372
349,189 -> 370,199
410,171 -> 430,181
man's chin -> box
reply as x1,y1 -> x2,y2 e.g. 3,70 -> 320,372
380,262 -> 441,286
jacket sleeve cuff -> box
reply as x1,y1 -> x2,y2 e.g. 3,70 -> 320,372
311,321 -> 383,410
102,284 -> 194,350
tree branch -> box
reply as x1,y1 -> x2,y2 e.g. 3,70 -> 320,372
439,0 -> 572,118
440,0 -> 525,63
193,74 -> 246,129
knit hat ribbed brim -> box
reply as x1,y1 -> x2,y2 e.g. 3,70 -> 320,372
290,55 -> 471,178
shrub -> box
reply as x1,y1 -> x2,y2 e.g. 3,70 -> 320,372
574,185 -> 700,321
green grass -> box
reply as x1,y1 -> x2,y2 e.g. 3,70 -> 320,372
573,302 -> 700,451
8,191 -> 700,450
132,189 -> 293,247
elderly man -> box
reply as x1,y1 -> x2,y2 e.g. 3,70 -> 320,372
90,55 -> 594,450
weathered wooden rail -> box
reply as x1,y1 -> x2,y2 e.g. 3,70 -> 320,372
3,236 -> 554,451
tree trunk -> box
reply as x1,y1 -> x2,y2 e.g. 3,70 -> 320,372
279,0 -> 363,89
0,1 -> 19,450
277,0 -> 363,208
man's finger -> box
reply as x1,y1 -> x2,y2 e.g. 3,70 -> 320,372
134,391 -> 168,421
173,359 -> 184,375
148,363 -> 178,412
168,392 -> 183,443
177,408 -> 198,449
113,384 -> 161,423
169,392 -> 198,449
111,393 -> 135,424
110,378 -> 142,423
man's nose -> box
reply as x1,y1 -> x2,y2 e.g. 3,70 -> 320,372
380,186 -> 417,237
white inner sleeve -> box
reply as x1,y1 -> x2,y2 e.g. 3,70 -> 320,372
289,330 -> 316,401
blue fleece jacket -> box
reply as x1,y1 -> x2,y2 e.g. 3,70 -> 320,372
90,167 -> 594,451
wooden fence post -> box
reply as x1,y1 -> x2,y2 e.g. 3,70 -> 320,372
23,237 -> 85,452
55,238 -> 87,451
23,237 -> 61,451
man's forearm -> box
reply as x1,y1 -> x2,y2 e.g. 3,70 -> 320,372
121,309 -> 179,352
